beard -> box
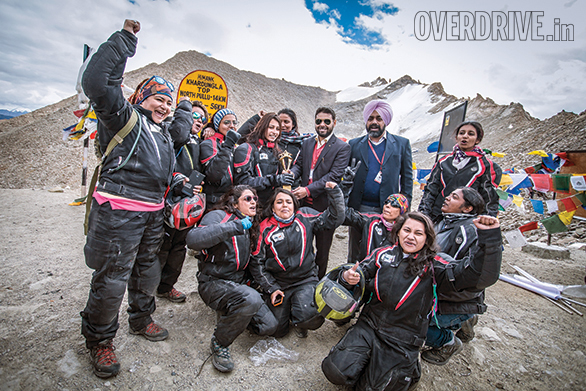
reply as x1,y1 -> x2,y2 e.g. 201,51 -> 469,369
316,126 -> 334,139
367,123 -> 385,139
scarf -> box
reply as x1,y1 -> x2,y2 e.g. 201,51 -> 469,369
380,217 -> 395,231
452,144 -> 485,164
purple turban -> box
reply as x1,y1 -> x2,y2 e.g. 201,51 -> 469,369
363,100 -> 393,125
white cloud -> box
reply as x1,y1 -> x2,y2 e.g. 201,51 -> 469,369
312,1 -> 329,13
0,0 -> 584,120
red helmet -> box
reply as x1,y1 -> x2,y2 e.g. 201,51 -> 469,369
167,194 -> 206,230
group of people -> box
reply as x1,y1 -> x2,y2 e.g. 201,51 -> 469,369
80,20 -> 503,390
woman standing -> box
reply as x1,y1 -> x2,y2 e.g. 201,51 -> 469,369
80,20 -> 192,378
156,101 -> 209,303
418,121 -> 502,222
186,185 -> 277,373
322,212 -> 502,390
233,112 -> 294,206
249,183 -> 344,338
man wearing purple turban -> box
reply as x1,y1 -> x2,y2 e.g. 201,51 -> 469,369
347,100 -> 413,262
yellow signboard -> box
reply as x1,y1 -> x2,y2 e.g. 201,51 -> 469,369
177,70 -> 228,118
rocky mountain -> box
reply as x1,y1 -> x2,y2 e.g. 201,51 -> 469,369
0,49 -> 584,191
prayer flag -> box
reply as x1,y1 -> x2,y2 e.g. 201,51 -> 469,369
531,174 -> 553,192
545,200 -> 558,213
540,215 -> 568,234
570,176 -> 586,191
496,189 -> 509,200
500,175 -> 513,186
561,197 -> 578,212
530,199 -> 544,214
504,229 -> 528,248
528,150 -> 549,157
558,210 -> 575,225
552,174 -> 572,193
518,221 -> 539,233
512,194 -> 524,208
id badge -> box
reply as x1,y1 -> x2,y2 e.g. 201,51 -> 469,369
374,170 -> 382,184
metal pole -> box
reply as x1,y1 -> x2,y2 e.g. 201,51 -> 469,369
81,44 -> 90,200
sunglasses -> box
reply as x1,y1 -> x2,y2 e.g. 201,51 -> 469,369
192,112 -> 207,124
242,195 -> 258,202
222,120 -> 239,126
315,118 -> 332,125
144,75 -> 174,92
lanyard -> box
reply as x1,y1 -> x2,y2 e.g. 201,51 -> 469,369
368,140 -> 385,169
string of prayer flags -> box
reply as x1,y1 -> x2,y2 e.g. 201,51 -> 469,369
540,214 -> 568,234
518,221 -> 539,233
530,174 -> 553,192
530,199 -> 544,214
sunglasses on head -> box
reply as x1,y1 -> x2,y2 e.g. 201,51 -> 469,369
315,118 -> 332,125
222,119 -> 239,126
192,111 -> 207,124
242,195 -> 258,202
144,75 -> 174,92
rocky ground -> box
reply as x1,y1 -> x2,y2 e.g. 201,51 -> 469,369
0,188 -> 585,391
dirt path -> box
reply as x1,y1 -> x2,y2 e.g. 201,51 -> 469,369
0,189 -> 585,390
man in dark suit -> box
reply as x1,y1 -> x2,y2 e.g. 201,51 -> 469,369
291,107 -> 350,278
347,100 -> 413,262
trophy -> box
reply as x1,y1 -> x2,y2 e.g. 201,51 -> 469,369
278,150 -> 294,190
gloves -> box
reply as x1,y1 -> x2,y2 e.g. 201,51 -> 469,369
276,173 -> 295,187
223,129 -> 240,149
170,173 -> 188,195
342,159 -> 362,183
240,216 -> 253,230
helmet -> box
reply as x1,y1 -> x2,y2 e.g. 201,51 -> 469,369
165,193 -> 206,230
315,264 -> 365,320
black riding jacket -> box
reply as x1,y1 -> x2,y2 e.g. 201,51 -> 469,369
250,186 -> 344,294
82,29 -> 191,203
186,209 -> 250,284
343,228 -> 502,348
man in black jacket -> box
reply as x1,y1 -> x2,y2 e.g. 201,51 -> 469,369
291,107 -> 350,278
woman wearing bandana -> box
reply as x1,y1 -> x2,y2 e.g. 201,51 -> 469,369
80,20 -> 192,378
249,182 -> 344,338
419,121 -> 502,223
232,112 -> 295,206
344,193 -> 409,264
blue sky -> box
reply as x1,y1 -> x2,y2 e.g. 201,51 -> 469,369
0,0 -> 584,119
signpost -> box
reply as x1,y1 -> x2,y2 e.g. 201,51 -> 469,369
435,101 -> 467,162
177,70 -> 228,118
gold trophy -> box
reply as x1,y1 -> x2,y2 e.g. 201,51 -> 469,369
278,150 -> 294,191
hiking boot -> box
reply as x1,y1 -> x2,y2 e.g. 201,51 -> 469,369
421,336 -> 463,366
157,288 -> 187,303
210,336 -> 234,373
130,321 -> 169,342
89,340 -> 120,378
294,327 -> 308,338
456,314 -> 478,343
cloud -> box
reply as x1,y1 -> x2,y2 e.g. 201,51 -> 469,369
304,0 -> 399,46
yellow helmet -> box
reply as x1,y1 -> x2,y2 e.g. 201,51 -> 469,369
315,264 -> 365,320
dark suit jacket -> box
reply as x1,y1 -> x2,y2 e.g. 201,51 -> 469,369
292,134 -> 350,211
348,131 -> 413,210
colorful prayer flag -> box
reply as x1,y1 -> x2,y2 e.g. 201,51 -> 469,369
540,215 -> 568,234
530,199 -> 544,214
519,221 -> 539,233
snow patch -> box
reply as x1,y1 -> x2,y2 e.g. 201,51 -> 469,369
336,84 -> 390,102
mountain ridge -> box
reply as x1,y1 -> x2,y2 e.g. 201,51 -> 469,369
0,49 -> 584,190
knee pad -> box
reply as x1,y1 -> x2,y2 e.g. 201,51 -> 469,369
295,314 -> 325,330
322,355 -> 349,386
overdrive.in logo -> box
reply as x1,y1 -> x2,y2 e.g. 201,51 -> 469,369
414,11 -> 574,41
